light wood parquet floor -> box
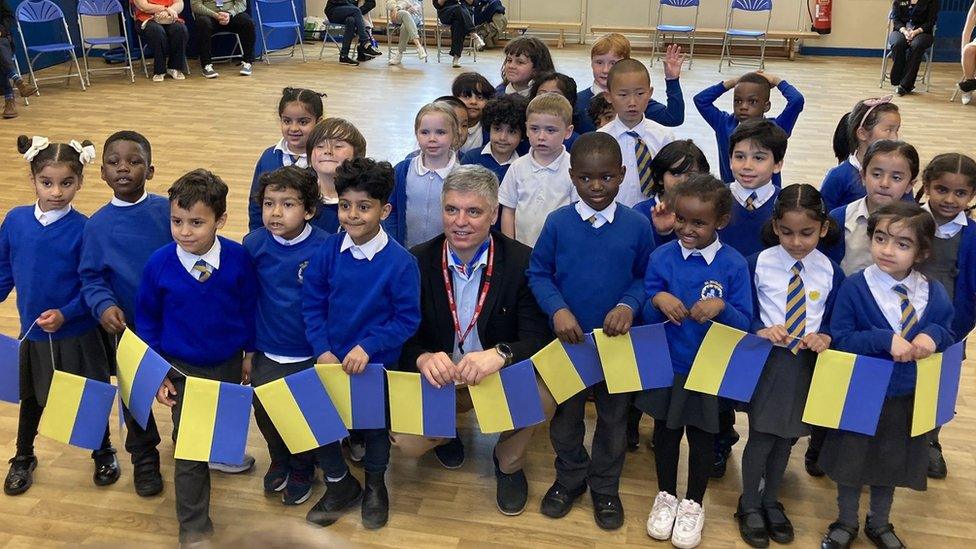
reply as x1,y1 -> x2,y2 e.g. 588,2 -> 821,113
0,43 -> 974,548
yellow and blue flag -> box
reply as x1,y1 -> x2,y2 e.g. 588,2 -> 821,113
912,342 -> 964,437
387,370 -> 456,438
594,323 -> 674,394
0,334 -> 19,404
255,367 -> 349,453
531,335 -> 604,404
803,350 -> 894,436
468,360 -> 545,434
38,371 -> 116,450
115,330 -> 171,429
174,377 -> 253,463
317,363 -> 386,430
685,323 -> 774,402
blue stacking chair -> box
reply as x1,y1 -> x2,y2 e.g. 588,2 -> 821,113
77,0 -> 135,85
15,0 -> 87,91
880,10 -> 935,93
316,20 -> 347,59
652,0 -> 699,69
718,0 -> 773,72
254,0 -> 306,64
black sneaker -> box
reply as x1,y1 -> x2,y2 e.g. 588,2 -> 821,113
306,473 -> 363,527
805,444 -> 825,477
133,462 -> 163,497
762,501 -> 794,544
4,455 -> 37,496
821,521 -> 858,549
927,440 -> 947,479
493,454 -> 527,516
960,78 -> 976,93
361,471 -> 389,530
710,430 -> 739,478
895,85 -> 909,96
282,462 -> 314,505
591,491 -> 624,530
361,44 -> 383,57
539,481 -> 586,518
357,45 -> 379,61
338,56 -> 359,66
92,447 -> 121,486
434,436 -> 465,469
865,520 -> 906,549
735,497 -> 769,548
263,460 -> 289,495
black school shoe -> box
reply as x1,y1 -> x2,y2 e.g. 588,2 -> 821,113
338,56 -> 359,66
710,430 -> 740,478
133,462 -> 163,497
263,460 -> 289,495
306,472 -> 363,527
4,455 -> 37,496
805,446 -> 825,477
591,492 -> 624,530
92,447 -> 121,486
763,502 -> 795,544
539,481 -> 586,518
927,440 -> 947,479
865,520 -> 906,549
735,497 -> 769,548
361,471 -> 389,530
434,436 -> 465,469
821,521 -> 858,549
493,454 -> 527,516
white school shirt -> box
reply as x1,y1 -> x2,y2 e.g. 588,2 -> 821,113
273,138 -> 309,169
730,181 -> 776,210
922,202 -> 969,239
505,81 -> 533,97
498,147 -> 576,247
34,202 -> 72,226
754,246 -> 835,337
575,200 -> 617,229
481,142 -> 519,166
110,192 -> 149,207
340,227 -> 389,261
679,237 -> 722,265
840,197 -> 873,276
863,265 -> 929,333
461,122 -> 484,154
447,239 -> 491,362
598,115 -> 676,207
176,237 -> 221,279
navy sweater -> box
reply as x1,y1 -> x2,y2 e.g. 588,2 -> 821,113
136,237 -> 258,366
302,233 -> 421,364
829,272 -> 955,397
460,147 -> 514,186
0,206 -> 95,341
244,226 -> 330,358
527,204 -> 655,332
642,240 -> 753,374
248,145 -> 292,231
819,159 -> 862,213
719,187 -> 779,258
574,78 -> 685,134
79,194 -> 173,326
633,196 -> 676,246
386,159 -> 411,245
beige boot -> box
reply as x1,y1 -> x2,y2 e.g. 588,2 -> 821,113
3,99 -> 17,119
15,79 -> 37,98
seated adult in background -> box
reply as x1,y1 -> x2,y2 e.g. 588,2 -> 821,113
132,0 -> 189,82
887,0 -> 940,95
1,0 -> 37,119
190,0 -> 256,78
958,1 -> 976,104
385,0 -> 427,65
393,165 -> 555,516
434,0 -> 485,67
325,0 -> 383,66
474,0 -> 507,49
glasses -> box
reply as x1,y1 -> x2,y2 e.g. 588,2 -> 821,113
857,95 -> 893,131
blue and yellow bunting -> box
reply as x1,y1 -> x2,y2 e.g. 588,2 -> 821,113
387,371 -> 456,438
115,330 -> 171,429
0,333 -> 19,404
254,367 -> 349,453
174,377 -> 253,463
593,323 -> 674,394
684,322 -> 774,402
803,350 -> 894,436
468,360 -> 546,434
531,335 -> 604,404
317,364 -> 387,430
912,342 -> 964,437
38,371 -> 116,450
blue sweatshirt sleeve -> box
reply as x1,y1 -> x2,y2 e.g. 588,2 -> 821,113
135,258 -> 164,350
526,219 -> 568,319
920,281 -> 955,351
693,81 -> 730,131
302,245 -> 334,358
620,224 -> 655,313
713,255 -> 753,331
773,80 -> 805,136
830,279 -> 894,356
818,262 -> 846,338
641,248 -> 669,324
646,78 -> 685,127
57,293 -> 88,325
78,223 -> 116,320
0,221 -> 13,303
248,162 -> 264,232
358,257 -> 422,359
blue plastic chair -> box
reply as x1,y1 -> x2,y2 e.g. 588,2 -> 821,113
254,0 -> 306,64
15,0 -> 87,91
718,0 -> 773,72
77,0 -> 135,84
651,0 -> 699,70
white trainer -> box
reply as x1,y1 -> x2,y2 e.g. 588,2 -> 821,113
417,45 -> 428,61
670,499 -> 705,549
472,33 -> 485,50
963,92 -> 973,105
389,51 -> 402,65
166,69 -> 185,81
646,491 -> 679,540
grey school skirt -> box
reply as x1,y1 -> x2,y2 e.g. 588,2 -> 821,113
20,327 -> 114,406
745,346 -> 816,438
634,372 -> 726,434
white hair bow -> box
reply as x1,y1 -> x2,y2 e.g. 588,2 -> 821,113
68,140 -> 97,165
22,136 -> 50,162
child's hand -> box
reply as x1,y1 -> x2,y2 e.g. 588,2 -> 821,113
316,351 -> 341,364
156,378 -> 177,407
890,334 -> 915,362
342,345 -> 369,375
602,305 -> 634,337
911,333 -> 937,360
756,70 -> 781,86
757,325 -> 790,345
553,308 -> 584,344
652,292 -> 688,324
722,76 -> 740,89
417,351 -> 458,388
689,298 -> 725,323
800,333 -> 832,353
37,309 -> 65,333
650,201 -> 675,234
663,44 -> 684,80
99,305 -> 126,334
241,352 -> 253,385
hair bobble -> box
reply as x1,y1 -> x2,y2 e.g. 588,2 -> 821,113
68,140 -> 97,165
22,136 -> 50,162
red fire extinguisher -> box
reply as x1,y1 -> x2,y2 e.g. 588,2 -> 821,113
810,0 -> 832,35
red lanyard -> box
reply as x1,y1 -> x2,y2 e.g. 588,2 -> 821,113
442,237 -> 494,354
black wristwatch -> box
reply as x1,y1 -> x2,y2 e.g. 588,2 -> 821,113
494,343 -> 514,366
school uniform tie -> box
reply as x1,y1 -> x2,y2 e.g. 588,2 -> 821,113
893,283 -> 917,337
745,192 -> 758,212
626,131 -> 654,197
785,261 -> 806,353
193,259 -> 212,282
586,215 -> 597,225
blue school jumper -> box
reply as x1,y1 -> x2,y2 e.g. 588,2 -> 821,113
309,202 -> 340,235
574,78 -> 686,134
820,159 -> 862,213
719,187 -> 779,258
824,202 -> 855,266
633,196 -> 676,246
249,145 -> 301,231
460,146 -> 514,183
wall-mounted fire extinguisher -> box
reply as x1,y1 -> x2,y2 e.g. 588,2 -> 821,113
809,0 -> 832,35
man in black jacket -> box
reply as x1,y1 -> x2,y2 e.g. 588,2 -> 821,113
1,0 -> 38,119
394,164 -> 555,516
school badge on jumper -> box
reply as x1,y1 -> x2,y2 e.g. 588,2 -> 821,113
700,280 -> 724,300
297,260 -> 309,283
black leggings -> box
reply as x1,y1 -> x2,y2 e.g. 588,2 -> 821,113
652,420 -> 713,504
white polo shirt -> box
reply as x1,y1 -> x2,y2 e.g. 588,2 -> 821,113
498,147 -> 576,247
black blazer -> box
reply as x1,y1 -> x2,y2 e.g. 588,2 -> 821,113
892,0 -> 940,35
398,230 -> 552,372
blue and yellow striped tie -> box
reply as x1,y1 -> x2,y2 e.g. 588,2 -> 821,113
626,131 -> 654,197
893,283 -> 917,337
745,192 -> 758,211
785,262 -> 806,353
192,259 -> 212,282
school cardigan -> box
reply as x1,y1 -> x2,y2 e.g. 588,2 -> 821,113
79,194 -> 173,326
0,206 -> 95,341
819,159 -> 862,213
136,237 -> 258,366
829,271 -> 954,397
573,78 -> 686,134
719,186 -> 779,258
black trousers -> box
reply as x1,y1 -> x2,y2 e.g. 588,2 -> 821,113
888,30 -> 934,91
653,420 -> 713,504
0,35 -> 18,99
325,5 -> 369,57
437,4 -> 474,58
250,353 -> 316,468
194,13 -> 256,65
138,20 -> 188,75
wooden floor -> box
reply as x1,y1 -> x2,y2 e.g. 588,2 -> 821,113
0,45 -> 975,548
